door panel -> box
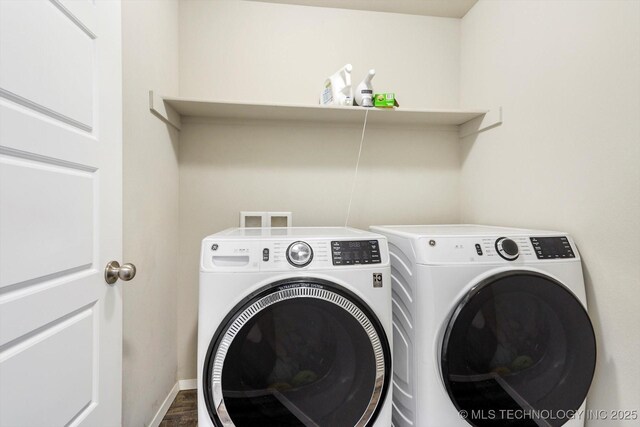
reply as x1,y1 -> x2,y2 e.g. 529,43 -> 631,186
57,0 -> 97,36
0,306 -> 96,426
0,155 -> 94,287
0,274 -> 96,346
0,0 -> 94,129
0,0 -> 122,426
0,105 -> 97,166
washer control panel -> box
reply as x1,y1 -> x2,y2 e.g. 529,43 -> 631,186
331,240 -> 381,265
530,236 -> 575,259
202,232 -> 389,272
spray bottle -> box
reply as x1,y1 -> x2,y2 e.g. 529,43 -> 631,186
355,69 -> 376,107
319,64 -> 354,106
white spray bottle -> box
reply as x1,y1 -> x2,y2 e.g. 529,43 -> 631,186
355,69 -> 375,107
319,64 -> 354,106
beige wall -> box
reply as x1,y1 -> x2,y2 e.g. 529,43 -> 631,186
122,1 -> 180,425
460,0 -> 640,422
176,0 -> 463,379
179,0 -> 460,107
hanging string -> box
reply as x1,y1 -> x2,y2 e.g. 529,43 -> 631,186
345,109 -> 369,227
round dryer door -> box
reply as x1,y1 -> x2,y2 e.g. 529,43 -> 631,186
441,271 -> 596,427
203,279 -> 391,427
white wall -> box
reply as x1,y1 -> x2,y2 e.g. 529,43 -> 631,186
122,1 -> 180,425
176,0 -> 463,380
460,0 -> 640,422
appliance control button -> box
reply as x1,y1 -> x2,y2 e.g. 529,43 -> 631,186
495,237 -> 519,261
286,241 -> 313,267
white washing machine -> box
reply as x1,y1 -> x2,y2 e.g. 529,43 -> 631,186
370,225 -> 596,427
198,227 -> 393,427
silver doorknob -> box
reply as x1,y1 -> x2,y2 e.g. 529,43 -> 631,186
105,261 -> 137,285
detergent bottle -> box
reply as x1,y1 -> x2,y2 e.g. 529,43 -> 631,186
319,64 -> 354,106
355,69 -> 375,107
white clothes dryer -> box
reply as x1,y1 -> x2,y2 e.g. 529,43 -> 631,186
370,225 -> 596,427
198,227 -> 393,427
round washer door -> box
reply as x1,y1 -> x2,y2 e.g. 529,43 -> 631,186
441,271 -> 596,427
203,279 -> 391,427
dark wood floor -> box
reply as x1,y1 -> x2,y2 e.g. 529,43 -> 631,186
160,390 -> 198,427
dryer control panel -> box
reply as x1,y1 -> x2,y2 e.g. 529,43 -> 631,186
413,234 -> 579,265
530,236 -> 575,259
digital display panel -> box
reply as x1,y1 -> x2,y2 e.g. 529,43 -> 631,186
530,236 -> 575,259
331,240 -> 381,265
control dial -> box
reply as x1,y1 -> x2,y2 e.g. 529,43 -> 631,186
287,241 -> 313,267
495,237 -> 519,261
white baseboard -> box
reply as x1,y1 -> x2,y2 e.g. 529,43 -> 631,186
148,381 -> 180,427
179,378 -> 198,390
147,379 -> 198,427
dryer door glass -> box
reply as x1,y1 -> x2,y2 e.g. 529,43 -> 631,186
203,280 -> 391,427
441,272 -> 596,427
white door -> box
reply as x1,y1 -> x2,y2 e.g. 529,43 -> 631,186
0,0 -> 125,426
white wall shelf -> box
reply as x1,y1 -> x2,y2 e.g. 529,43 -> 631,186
149,90 -> 501,136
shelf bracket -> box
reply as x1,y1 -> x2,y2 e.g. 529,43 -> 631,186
149,90 -> 181,130
459,106 -> 502,138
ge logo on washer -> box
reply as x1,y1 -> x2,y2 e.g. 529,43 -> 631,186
211,243 -> 218,251
373,273 -> 383,288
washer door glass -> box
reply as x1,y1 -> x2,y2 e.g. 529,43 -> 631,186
204,280 -> 390,427
441,272 -> 596,427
